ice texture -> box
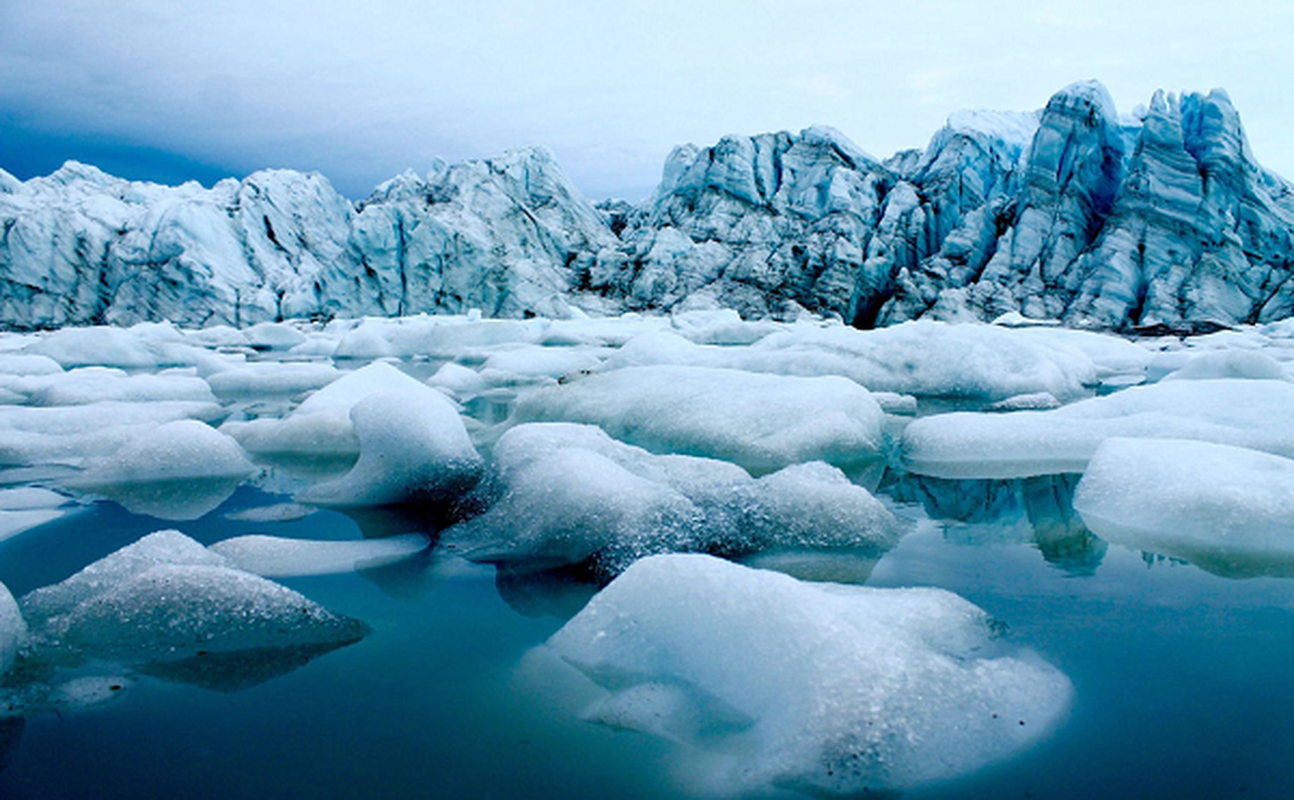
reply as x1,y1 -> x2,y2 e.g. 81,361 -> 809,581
19,530 -> 366,661
902,379 -> 1294,478
0,582 -> 24,678
4,83 -> 1291,331
1073,438 -> 1294,576
222,361 -> 431,458
0,487 -> 74,543
297,389 -> 483,507
210,533 -> 431,577
448,423 -> 900,575
606,321 -> 1100,401
72,420 -> 253,484
544,554 -> 1073,795
512,365 -> 883,473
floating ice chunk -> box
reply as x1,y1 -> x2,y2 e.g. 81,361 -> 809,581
205,361 -> 341,398
449,423 -> 899,575
607,321 -> 1098,401
298,390 -> 483,507
12,367 -> 217,406
1073,438 -> 1294,577
211,533 -> 432,577
902,379 -> 1294,478
243,322 -> 308,350
63,420 -> 253,518
71,420 -> 253,485
60,564 -> 367,661
1159,349 -> 1290,382
0,401 -> 225,466
0,582 -> 24,677
480,345 -> 607,380
222,361 -> 429,458
543,554 -> 1072,795
19,530 -> 366,663
670,309 -> 784,345
224,503 -> 316,523
987,392 -> 1062,411
513,365 -> 883,473
182,325 -> 249,348
0,487 -> 74,543
20,530 -> 229,628
333,323 -> 395,359
427,362 -> 487,399
23,326 -> 159,369
0,354 -> 62,377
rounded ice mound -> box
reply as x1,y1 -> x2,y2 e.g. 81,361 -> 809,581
73,420 -> 254,484
1159,349 -> 1289,382
544,554 -> 1073,795
19,529 -> 230,630
59,563 -> 367,661
902,379 -> 1294,479
19,530 -> 367,663
0,582 -> 25,677
448,423 -> 902,577
222,361 -> 433,458
512,365 -> 884,473
22,326 -> 159,369
205,361 -> 340,398
1073,438 -> 1294,577
298,390 -> 483,507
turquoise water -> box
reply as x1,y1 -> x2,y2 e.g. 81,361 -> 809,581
1,476 -> 1292,799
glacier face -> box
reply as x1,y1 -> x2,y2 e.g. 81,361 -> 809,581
2,81 -> 1293,331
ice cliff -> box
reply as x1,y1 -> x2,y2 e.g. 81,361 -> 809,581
2,81 -> 1292,331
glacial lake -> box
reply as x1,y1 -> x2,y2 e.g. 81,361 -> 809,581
1,472 -> 1291,800
1,313 -> 1293,799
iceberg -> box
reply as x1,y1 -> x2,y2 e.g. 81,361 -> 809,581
542,554 -> 1073,795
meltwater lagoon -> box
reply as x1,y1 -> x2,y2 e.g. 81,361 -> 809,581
0,311 -> 1292,799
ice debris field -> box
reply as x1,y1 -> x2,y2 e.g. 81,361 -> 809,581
0,310 -> 1293,798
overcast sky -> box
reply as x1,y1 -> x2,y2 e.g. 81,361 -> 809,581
3,0 -> 1292,201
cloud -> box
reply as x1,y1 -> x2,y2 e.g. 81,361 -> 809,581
2,0 -> 1293,199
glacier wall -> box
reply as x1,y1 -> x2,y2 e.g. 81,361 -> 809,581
3,80 -> 1293,331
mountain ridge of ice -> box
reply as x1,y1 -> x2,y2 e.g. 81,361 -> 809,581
3,81 -> 1292,331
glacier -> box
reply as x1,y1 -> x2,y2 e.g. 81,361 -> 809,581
3,81 -> 1293,332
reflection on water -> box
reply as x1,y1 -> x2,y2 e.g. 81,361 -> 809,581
882,471 -> 1106,575
140,641 -> 363,693
67,476 -> 245,521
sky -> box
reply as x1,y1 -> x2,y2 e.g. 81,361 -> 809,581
3,0 -> 1293,202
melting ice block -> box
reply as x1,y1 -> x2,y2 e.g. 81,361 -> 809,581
902,379 -> 1294,478
543,554 -> 1072,795
0,582 -> 24,677
1073,438 -> 1294,577
20,530 -> 367,662
606,320 -> 1100,401
298,389 -> 483,507
222,361 -> 434,458
448,423 -> 901,576
512,365 -> 883,473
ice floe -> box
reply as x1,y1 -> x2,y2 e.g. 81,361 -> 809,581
902,379 -> 1294,478
512,365 -> 884,474
1073,438 -> 1294,577
448,423 -> 900,575
210,533 -> 430,577
541,554 -> 1073,795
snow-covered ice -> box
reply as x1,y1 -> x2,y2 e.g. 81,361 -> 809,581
297,389 -> 483,507
902,379 -> 1294,478
448,423 -> 901,576
541,554 -> 1073,795
512,365 -> 884,473
1073,438 -> 1294,576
